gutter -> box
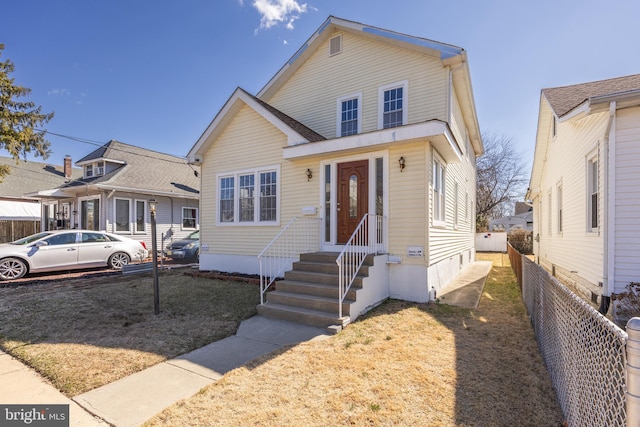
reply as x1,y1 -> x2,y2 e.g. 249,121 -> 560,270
92,184 -> 199,199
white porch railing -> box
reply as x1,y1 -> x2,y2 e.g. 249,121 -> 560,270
336,214 -> 386,319
258,217 -> 322,304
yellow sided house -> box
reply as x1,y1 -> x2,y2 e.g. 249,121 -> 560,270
188,16 -> 483,327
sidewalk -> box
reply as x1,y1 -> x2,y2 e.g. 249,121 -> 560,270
75,316 -> 330,427
0,350 -> 108,426
1,261 -> 492,427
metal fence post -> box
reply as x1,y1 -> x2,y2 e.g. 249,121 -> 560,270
626,317 -> 640,426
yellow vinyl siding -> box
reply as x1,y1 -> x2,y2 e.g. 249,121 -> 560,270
450,85 -> 468,157
266,30 -> 448,138
387,143 -> 427,265
201,105 -> 298,256
429,145 -> 476,266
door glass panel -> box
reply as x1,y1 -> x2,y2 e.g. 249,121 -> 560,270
349,174 -> 358,219
324,165 -> 331,242
81,199 -> 100,230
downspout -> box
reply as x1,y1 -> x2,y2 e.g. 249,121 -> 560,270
600,101 -> 616,314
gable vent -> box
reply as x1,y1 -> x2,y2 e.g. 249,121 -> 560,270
329,35 -> 342,56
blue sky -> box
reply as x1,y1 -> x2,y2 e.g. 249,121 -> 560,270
3,0 -> 640,175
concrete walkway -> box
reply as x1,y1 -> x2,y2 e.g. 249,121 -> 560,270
1,261 -> 492,427
438,261 -> 493,309
74,316 -> 330,427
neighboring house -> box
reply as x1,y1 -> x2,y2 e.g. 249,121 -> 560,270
27,140 -> 200,250
188,16 -> 483,324
489,208 -> 533,232
0,155 -> 82,242
527,74 -> 640,314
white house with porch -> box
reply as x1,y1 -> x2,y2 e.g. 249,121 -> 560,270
188,16 -> 483,327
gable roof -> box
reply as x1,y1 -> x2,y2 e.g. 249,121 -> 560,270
188,87 -> 326,161
189,16 -> 483,161
543,74 -> 640,118
32,140 -> 200,199
0,156 -> 82,200
258,16 -> 465,100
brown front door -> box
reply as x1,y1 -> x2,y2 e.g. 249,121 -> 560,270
337,160 -> 369,244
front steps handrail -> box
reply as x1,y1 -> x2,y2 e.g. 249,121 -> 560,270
258,217 -> 322,304
336,214 -> 386,318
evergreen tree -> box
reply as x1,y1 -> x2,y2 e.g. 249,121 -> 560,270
0,43 -> 54,179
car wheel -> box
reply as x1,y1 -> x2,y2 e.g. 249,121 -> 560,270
195,250 -> 199,262
0,257 -> 28,280
108,252 -> 130,270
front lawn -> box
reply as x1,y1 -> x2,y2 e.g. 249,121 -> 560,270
0,270 -> 259,396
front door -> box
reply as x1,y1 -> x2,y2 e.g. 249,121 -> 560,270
337,160 -> 368,244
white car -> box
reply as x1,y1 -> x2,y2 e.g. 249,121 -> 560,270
0,230 -> 149,281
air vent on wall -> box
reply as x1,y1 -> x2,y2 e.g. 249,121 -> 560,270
329,35 -> 342,56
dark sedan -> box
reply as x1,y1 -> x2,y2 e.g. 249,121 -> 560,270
165,230 -> 199,262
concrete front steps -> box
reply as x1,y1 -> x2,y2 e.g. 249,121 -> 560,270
256,252 -> 374,331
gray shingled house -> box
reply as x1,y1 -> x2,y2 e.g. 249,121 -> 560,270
0,156 -> 82,242
27,140 -> 200,250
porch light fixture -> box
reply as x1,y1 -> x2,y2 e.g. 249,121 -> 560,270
306,168 -> 313,181
399,156 -> 406,172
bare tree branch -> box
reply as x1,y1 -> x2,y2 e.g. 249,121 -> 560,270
476,132 -> 528,231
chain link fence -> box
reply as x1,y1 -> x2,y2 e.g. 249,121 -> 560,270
512,246 -> 628,426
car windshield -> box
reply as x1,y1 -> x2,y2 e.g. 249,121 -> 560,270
12,232 -> 53,245
187,231 -> 200,240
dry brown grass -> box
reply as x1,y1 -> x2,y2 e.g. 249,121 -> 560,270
147,253 -> 564,427
0,270 -> 259,396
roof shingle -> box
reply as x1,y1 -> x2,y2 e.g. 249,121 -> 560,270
543,74 -> 640,117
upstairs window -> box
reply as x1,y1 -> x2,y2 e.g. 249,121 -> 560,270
83,161 -> 105,178
337,94 -> 361,137
379,81 -> 408,129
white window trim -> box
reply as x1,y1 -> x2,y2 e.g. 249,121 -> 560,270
134,199 -> 147,234
586,152 -> 599,233
547,190 -> 552,236
182,206 -> 198,230
216,165 -> 280,226
113,198 -> 147,234
336,92 -> 362,137
378,80 -> 408,130
432,151 -> 446,228
556,181 -> 563,234
114,198 -> 132,234
453,181 -> 460,229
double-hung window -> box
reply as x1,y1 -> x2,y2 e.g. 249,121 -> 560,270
337,94 -> 361,137
114,198 -> 147,233
218,167 -> 279,225
557,182 -> 563,233
433,154 -> 446,225
379,81 -> 408,129
182,207 -> 198,229
587,156 -> 599,231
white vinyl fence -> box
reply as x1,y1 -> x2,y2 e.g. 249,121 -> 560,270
475,232 -> 507,252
